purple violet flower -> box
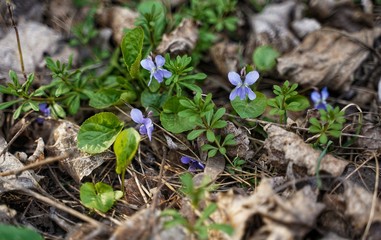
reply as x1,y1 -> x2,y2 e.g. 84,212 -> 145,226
130,108 -> 154,141
181,156 -> 205,172
228,70 -> 259,101
140,55 -> 172,86
39,103 -> 51,117
37,103 -> 51,124
311,87 -> 329,110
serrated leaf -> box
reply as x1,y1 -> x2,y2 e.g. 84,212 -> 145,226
121,27 -> 144,78
78,112 -> 124,154
231,91 -> 267,118
80,182 -> 116,213
114,128 -> 140,174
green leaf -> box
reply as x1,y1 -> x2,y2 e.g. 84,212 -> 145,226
253,45 -> 280,72
308,125 -> 321,133
212,120 -> 227,129
0,99 -> 23,110
208,149 -> 218,158
78,112 -> 124,154
0,224 -> 43,240
319,133 -> 328,144
160,96 -> 195,133
231,91 -> 267,118
80,182 -> 117,213
309,117 -> 320,126
187,129 -> 206,140
141,90 -> 167,116
66,94 -> 81,115
9,70 -> 20,88
113,128 -> 140,174
28,101 -> 39,111
89,89 -> 121,109
51,102 -> 66,118
206,129 -> 215,142
285,95 -> 310,112
327,130 -> 342,138
54,82 -> 71,97
211,108 -> 225,125
208,223 -> 234,236
121,27 -> 144,78
13,104 -> 24,119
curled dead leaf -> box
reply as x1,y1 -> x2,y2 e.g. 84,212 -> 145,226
277,28 -> 381,91
156,18 -> 199,56
213,178 -> 324,239
96,6 -> 139,45
263,124 -> 348,177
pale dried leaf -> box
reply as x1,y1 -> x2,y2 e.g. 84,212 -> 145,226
47,120 -> 105,183
344,181 -> 381,233
0,137 -> 41,193
156,18 -> 198,56
248,1 -> 302,53
213,179 -> 324,239
222,121 -> 254,160
96,6 -> 138,45
264,124 -> 348,177
0,21 -> 76,79
193,155 -> 225,187
110,209 -> 187,240
309,0 -> 373,32
277,28 -> 381,91
210,41 -> 239,77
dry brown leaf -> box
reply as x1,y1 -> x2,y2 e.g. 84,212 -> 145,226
0,136 -> 42,193
213,178 -> 324,240
248,1 -> 302,54
110,208 -> 187,240
47,120 -> 105,183
96,6 -> 138,45
209,41 -> 239,77
277,27 -> 381,91
264,124 -> 348,177
193,155 -> 225,187
156,18 -> 199,56
222,121 -> 254,160
0,21 -> 76,80
309,0 -> 373,32
344,181 -> 381,234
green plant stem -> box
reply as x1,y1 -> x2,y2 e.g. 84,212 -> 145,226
213,138 -> 233,165
316,140 -> 332,189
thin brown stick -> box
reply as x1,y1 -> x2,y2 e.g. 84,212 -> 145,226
6,0 -> 27,81
21,187 -> 103,227
362,152 -> 379,240
0,153 -> 69,177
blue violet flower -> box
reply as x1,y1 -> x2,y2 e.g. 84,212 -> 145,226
311,87 -> 329,110
130,108 -> 154,141
37,103 -> 51,124
181,156 -> 205,172
140,55 -> 172,86
228,70 -> 259,101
